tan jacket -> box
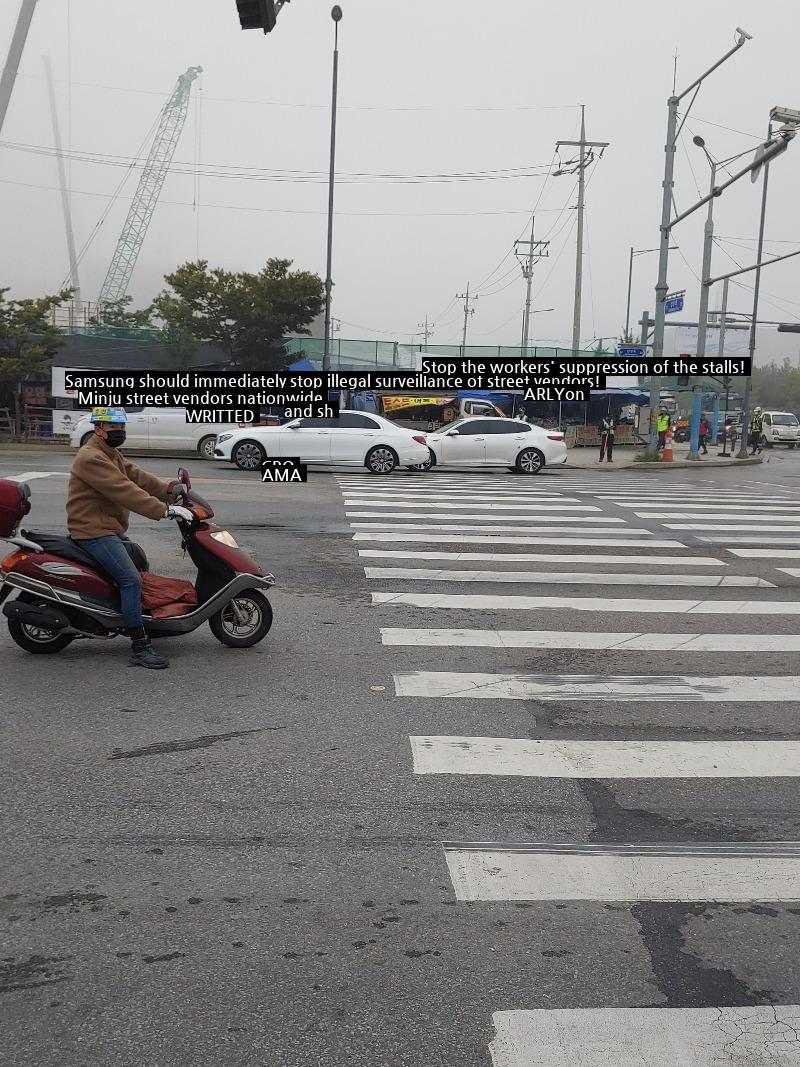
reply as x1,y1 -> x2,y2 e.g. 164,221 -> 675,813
67,434 -> 169,540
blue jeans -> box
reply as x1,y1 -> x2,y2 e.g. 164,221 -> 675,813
76,534 -> 143,629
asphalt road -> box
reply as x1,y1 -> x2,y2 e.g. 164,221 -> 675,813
2,448 -> 800,1065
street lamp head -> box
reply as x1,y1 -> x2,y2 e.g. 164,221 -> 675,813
692,134 -> 706,148
735,26 -> 752,42
331,5 -> 342,20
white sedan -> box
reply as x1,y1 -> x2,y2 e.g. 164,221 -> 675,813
70,406 -> 237,460
214,410 -> 430,474
423,416 -> 567,474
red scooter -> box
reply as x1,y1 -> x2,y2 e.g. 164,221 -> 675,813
0,468 -> 274,654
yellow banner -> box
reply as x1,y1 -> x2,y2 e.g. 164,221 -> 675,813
381,395 -> 455,413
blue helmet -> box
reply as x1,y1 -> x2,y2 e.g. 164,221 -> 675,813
90,407 -> 127,425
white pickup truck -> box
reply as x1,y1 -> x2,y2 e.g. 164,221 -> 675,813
759,410 -> 800,449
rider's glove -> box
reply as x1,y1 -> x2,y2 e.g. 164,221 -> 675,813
164,504 -> 194,522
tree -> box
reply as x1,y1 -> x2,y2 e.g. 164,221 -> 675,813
153,259 -> 324,372
752,358 -> 800,412
0,288 -> 71,437
90,296 -> 154,330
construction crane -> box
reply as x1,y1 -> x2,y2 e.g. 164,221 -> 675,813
97,65 -> 202,315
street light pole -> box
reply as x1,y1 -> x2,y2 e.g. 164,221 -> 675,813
647,30 -> 750,458
322,5 -> 342,374
737,120 -> 772,459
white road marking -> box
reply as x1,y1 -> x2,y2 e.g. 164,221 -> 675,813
619,501 -> 800,510
343,499 -> 599,511
393,671 -> 800,701
360,549 -> 725,567
373,592 -> 799,614
346,511 -> 623,523
730,548 -> 800,558
488,1007 -> 800,1065
701,535 -> 800,544
647,513 -> 800,522
380,628 -> 796,651
5,471 -> 68,481
668,523 -> 800,532
445,841 -> 800,902
355,533 -> 687,548
411,736 -> 800,777
779,568 -> 800,578
363,566 -> 769,588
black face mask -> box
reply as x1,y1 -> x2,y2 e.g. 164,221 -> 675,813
104,428 -> 126,448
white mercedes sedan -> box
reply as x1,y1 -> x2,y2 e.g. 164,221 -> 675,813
213,410 -> 430,474
424,416 -> 567,474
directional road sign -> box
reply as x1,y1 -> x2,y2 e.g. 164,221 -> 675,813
617,346 -> 648,357
665,292 -> 685,314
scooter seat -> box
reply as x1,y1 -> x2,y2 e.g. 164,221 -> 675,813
21,530 -> 149,574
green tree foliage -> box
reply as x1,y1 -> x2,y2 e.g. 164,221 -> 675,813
90,296 -> 154,329
153,259 -> 324,372
752,358 -> 800,412
0,288 -> 71,436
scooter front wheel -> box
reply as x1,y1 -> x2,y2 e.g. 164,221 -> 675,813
209,590 -> 273,648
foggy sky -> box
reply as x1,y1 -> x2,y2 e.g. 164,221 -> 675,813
1,0 -> 799,363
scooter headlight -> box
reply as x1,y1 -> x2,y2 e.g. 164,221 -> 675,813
210,530 -> 239,548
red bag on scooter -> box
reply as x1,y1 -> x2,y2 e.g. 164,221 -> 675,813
140,572 -> 198,619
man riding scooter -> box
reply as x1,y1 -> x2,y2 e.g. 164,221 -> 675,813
67,408 -> 193,669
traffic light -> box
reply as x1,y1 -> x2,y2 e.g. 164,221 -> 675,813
778,323 -> 800,333
235,0 -> 288,33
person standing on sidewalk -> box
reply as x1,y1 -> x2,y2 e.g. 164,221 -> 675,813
599,414 -> 615,462
749,407 -> 764,455
698,414 -> 710,455
656,409 -> 671,452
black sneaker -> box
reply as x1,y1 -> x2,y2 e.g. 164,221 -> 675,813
130,639 -> 169,669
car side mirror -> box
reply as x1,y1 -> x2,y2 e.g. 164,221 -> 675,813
446,429 -> 460,437
287,421 -> 301,429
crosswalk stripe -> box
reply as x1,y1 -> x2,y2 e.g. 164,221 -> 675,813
356,533 -> 687,548
343,500 -> 600,511
489,1006 -> 800,1065
344,493 -> 581,503
701,535 -> 800,544
393,671 -> 800,701
618,501 -> 800,510
348,513 -> 625,523
779,568 -> 800,577
444,842 -> 800,902
360,550 -> 725,567
730,548 -> 800,558
381,628 -> 794,650
668,523 -> 800,531
364,566 -> 770,588
645,512 -> 800,521
411,736 -> 800,777
373,592 -> 797,613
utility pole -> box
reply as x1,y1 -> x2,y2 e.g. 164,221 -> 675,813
0,0 -> 38,138
322,6 -> 343,373
515,217 -> 549,351
648,31 -> 751,456
43,56 -> 81,316
556,106 -> 609,355
456,284 -> 477,353
417,316 -> 434,350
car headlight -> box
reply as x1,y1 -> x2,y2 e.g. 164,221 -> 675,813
217,433 -> 233,444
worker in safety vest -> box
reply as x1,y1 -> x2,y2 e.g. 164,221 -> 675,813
656,409 -> 671,451
749,407 -> 763,455
599,414 -> 615,462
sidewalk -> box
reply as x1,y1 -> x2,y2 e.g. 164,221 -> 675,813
565,444 -> 763,470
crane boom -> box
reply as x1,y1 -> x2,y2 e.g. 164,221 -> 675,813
98,65 -> 202,312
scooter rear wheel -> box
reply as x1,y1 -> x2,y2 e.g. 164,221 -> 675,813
7,617 -> 74,654
209,590 -> 273,648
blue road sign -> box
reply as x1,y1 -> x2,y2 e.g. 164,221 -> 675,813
665,292 -> 685,314
617,346 -> 647,357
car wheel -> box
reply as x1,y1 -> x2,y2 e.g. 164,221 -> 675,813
365,445 -> 398,475
232,440 -> 266,471
407,449 -> 435,472
198,435 -> 217,461
80,432 -> 93,447
209,590 -> 273,648
516,447 -> 545,475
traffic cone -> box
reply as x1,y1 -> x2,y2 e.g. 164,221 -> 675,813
663,427 -> 674,462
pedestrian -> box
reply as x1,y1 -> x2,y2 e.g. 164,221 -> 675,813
698,414 -> 710,455
656,409 -> 670,451
599,413 -> 615,462
67,408 -> 193,669
749,406 -> 764,455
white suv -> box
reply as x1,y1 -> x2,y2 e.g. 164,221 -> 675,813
760,411 -> 800,449
70,406 -> 238,460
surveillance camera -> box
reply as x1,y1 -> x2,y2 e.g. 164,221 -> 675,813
736,27 -> 753,40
